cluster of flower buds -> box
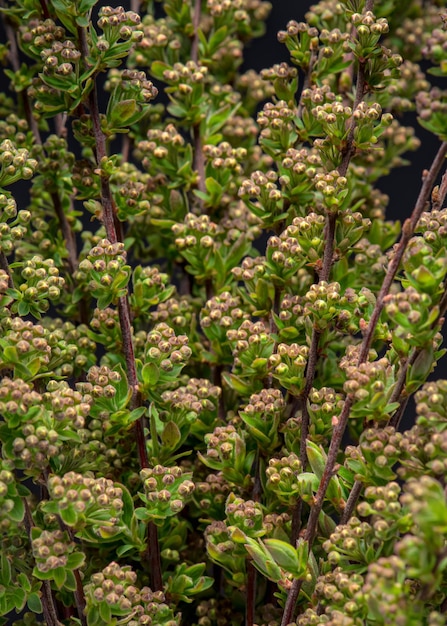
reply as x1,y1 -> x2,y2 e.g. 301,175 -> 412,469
0,139 -> 37,188
265,229 -> 306,286
225,493 -> 264,538
278,148 -> 322,212
311,101 -> 352,147
303,281 -> 372,335
109,164 -> 151,220
40,39 -> 81,84
200,424 -> 250,488
31,528 -> 78,575
81,365 -> 122,402
362,553 -> 435,625
0,318 -> 52,379
43,380 -> 91,431
96,6 -> 143,53
415,379 -> 447,431
172,213 -> 220,282
193,472 -> 230,520
345,426 -> 403,486
422,22 -> 447,72
416,87 -> 447,142
0,193 -> 30,257
260,62 -> 298,104
402,236 -> 447,299
132,14 -> 180,67
89,307 -> 122,353
239,169 -> 283,226
306,386 -> 345,445
385,60 -> 429,112
130,265 -> 175,320
46,472 -> 124,532
265,453 -> 302,506
150,296 -> 201,354
84,562 -> 178,625
161,377 -> 221,438
236,70 -> 275,113
71,158 -> 100,200
204,521 -> 247,587
138,322 -> 192,396
227,320 -> 275,384
274,293 -> 306,344
309,567 -> 365,624
357,482 -> 405,530
416,208 -> 447,254
19,18 -> 65,58
9,421 -> 60,471
262,512 -> 290,539
269,343 -> 309,395
200,291 -> 249,352
9,255 -> 64,318
257,101 -> 298,156
323,515 -> 388,571
221,113 -> 258,146
0,114 -> 30,148
105,69 -> 158,132
277,21 -> 319,69
200,142 -> 248,208
194,598 -> 239,626
341,355 -> 397,422
136,123 -> 190,189
0,459 -> 23,522
139,465 -> 195,523
76,239 -> 131,308
239,388 -> 284,452
384,286 -> 440,355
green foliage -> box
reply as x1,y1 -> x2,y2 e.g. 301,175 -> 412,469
0,1 -> 447,625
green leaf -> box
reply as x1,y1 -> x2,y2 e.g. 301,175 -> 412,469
161,420 -> 181,450
244,537 -> 282,582
306,441 -> 327,480
66,552 -> 86,570
27,591 -> 43,614
7,497 -> 24,523
150,60 -> 171,81
52,567 -> 67,589
0,552 -> 11,586
141,362 -> 159,387
264,538 -> 306,578
60,506 -> 78,527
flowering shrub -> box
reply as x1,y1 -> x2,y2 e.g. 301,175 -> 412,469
0,0 -> 447,625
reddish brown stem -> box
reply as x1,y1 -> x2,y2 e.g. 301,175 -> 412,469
281,140 -> 447,626
292,43 -> 367,546
23,499 -> 61,626
78,22 -> 163,591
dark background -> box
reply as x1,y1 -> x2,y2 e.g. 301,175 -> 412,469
245,1 -> 441,224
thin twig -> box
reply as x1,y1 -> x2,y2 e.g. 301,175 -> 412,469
291,25 -> 369,548
340,479 -> 363,525
280,136 -> 447,626
191,0 -> 206,201
23,499 -> 61,626
78,22 -> 163,592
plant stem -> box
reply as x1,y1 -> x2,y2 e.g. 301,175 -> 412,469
340,479 -> 363,525
23,498 -> 61,626
191,0 -> 206,200
292,28 -> 368,546
280,139 -> 447,626
78,23 -> 164,592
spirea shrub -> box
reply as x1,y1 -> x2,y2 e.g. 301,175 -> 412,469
0,0 -> 447,625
